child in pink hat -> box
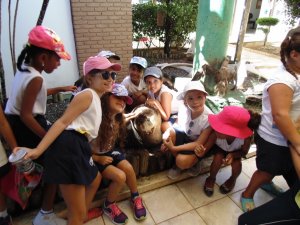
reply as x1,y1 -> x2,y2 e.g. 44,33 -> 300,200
197,106 -> 261,197
14,55 -> 121,224
4,25 -> 76,225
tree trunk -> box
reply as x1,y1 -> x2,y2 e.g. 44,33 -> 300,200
163,0 -> 172,57
36,0 -> 49,26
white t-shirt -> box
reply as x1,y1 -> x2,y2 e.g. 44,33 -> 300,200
258,65 -> 300,146
66,88 -> 102,142
148,84 -> 179,114
216,138 -> 244,152
176,104 -> 212,141
121,76 -> 147,96
5,66 -> 47,116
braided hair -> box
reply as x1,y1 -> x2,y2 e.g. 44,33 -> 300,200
16,44 -> 56,73
280,27 -> 300,79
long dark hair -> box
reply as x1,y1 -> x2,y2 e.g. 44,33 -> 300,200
280,27 -> 300,79
95,92 -> 127,151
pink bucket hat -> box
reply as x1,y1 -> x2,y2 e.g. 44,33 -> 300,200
208,106 -> 252,139
111,83 -> 133,105
28,25 -> 71,60
83,56 -> 121,76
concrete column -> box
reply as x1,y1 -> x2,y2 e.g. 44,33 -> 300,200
193,0 -> 235,91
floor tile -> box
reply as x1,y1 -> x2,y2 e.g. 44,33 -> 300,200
158,210 -> 206,225
85,217 -> 105,225
216,166 -> 251,194
196,197 -> 242,225
177,174 -> 224,208
102,199 -> 155,225
241,157 -> 257,178
142,185 -> 193,224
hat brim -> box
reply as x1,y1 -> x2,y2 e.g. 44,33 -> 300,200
57,51 -> 71,60
177,89 -> 208,100
124,96 -> 133,105
208,114 -> 253,139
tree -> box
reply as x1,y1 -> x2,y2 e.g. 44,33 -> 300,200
256,17 -> 279,46
132,0 -> 198,57
283,0 -> 300,25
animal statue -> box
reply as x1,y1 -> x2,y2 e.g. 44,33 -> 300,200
129,105 -> 162,148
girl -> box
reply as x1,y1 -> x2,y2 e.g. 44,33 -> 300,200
241,26 -> 300,212
0,105 -> 18,225
91,83 -> 146,225
15,56 -> 121,225
162,81 -> 212,179
121,56 -> 148,110
4,25 -> 75,225
144,66 -> 178,132
200,106 -> 261,197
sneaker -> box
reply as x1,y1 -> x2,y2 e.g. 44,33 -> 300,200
167,166 -> 181,180
103,202 -> 128,225
0,215 -> 12,225
240,196 -> 255,212
187,161 -> 202,177
84,207 -> 103,223
33,211 -> 67,225
260,182 -> 284,197
131,196 -> 147,221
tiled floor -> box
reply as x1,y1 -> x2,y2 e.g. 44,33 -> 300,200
83,156 -> 289,225
13,156 -> 288,225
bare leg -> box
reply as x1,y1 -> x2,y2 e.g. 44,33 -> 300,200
117,160 -> 138,193
102,166 -> 126,202
41,184 -> 57,211
243,170 -> 274,198
176,154 -> 198,170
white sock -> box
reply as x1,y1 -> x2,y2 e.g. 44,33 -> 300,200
0,209 -> 8,217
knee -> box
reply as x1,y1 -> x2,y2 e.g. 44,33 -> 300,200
176,156 -> 193,169
115,170 -> 126,184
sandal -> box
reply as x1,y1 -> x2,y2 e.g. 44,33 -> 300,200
204,177 -> 215,197
240,195 -> 255,212
219,177 -> 236,194
260,182 -> 284,197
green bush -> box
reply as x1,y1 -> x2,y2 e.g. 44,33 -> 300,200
132,1 -> 198,56
256,17 -> 279,26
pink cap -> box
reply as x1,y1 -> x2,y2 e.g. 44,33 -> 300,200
208,106 -> 253,139
28,26 -> 71,60
83,56 -> 121,76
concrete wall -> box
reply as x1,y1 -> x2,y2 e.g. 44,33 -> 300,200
71,0 -> 133,82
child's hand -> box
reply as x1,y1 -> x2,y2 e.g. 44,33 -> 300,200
223,153 -> 233,165
61,85 -> 77,92
16,147 -> 43,160
99,156 -> 113,165
145,99 -> 158,109
163,137 -> 174,151
194,145 -> 206,157
124,112 -> 138,122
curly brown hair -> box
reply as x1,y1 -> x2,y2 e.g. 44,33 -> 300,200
280,27 -> 300,79
95,92 -> 127,152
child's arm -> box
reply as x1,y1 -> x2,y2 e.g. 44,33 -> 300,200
21,77 -> 47,138
224,136 -> 252,165
47,85 -> 77,95
195,130 -> 217,157
146,92 -> 172,121
164,127 -> 212,153
92,154 -> 113,165
21,90 -> 93,160
0,106 -> 17,149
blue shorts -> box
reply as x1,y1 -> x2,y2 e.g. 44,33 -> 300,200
95,149 -> 126,172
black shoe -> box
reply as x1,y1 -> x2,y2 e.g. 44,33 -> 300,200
0,215 -> 12,225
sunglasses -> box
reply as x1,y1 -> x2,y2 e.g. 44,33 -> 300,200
99,71 -> 117,80
187,121 -> 194,135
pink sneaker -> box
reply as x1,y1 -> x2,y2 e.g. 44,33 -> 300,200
131,196 -> 147,221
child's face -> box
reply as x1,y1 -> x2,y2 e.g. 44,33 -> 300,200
145,76 -> 162,94
184,90 -> 206,112
88,70 -> 114,94
129,64 -> 143,85
108,94 -> 126,114
289,50 -> 300,74
43,53 -> 61,74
